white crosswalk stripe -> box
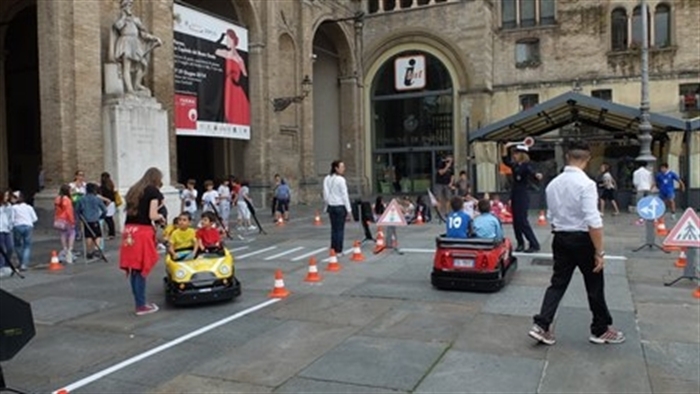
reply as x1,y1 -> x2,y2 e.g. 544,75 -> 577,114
236,246 -> 277,259
228,246 -> 250,253
264,246 -> 305,261
290,247 -> 328,262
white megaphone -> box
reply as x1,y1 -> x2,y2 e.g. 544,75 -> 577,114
505,136 -> 535,148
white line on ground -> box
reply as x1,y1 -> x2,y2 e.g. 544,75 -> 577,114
228,246 -> 250,253
290,247 -> 328,262
236,246 -> 278,259
264,246 -> 305,261
398,248 -> 628,261
52,298 -> 281,394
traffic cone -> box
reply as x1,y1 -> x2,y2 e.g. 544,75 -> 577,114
56,389 -> 69,394
693,286 -> 700,299
415,212 -> 424,225
373,227 -> 386,254
48,250 -> 63,271
304,257 -> 322,283
313,211 -> 322,226
656,218 -> 668,236
268,269 -> 290,298
276,216 -> 285,227
326,249 -> 342,272
350,241 -> 365,262
537,211 -> 547,226
674,249 -> 687,268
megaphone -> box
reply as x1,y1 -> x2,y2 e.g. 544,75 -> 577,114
505,137 -> 535,148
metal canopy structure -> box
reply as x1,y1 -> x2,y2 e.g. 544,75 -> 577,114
469,92 -> 690,142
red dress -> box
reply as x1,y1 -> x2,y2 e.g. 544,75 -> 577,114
224,58 -> 250,125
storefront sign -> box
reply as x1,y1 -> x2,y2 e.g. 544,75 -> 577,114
394,55 -> 426,91
173,3 -> 250,139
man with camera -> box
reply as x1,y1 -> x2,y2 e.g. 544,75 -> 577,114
434,154 -> 455,218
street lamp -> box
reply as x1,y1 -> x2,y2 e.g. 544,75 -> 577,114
272,75 -> 313,112
636,0 -> 656,164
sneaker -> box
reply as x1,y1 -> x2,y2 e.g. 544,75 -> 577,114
0,267 -> 12,278
135,303 -> 159,316
589,327 -> 625,344
65,251 -> 74,264
528,324 -> 556,345
671,213 -> 677,221
19,265 -> 28,272
247,225 -> 257,231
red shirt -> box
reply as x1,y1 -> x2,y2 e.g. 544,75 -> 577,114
196,226 -> 221,247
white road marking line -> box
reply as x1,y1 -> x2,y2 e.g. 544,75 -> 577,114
264,246 -> 305,261
290,247 -> 328,262
399,248 -> 628,261
52,298 -> 281,394
237,246 -> 278,259
228,246 -> 250,253
321,247 -> 354,262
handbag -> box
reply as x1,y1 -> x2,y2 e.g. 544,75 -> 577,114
53,219 -> 70,231
114,192 -> 123,207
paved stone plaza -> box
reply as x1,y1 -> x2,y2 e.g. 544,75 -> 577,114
1,206 -> 698,393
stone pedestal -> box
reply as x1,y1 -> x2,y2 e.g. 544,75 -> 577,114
103,95 -> 180,231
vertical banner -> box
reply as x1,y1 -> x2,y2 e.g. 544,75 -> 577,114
173,3 -> 250,139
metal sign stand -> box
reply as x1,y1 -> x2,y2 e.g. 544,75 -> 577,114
664,247 -> 699,287
633,196 -> 668,253
632,219 -> 667,252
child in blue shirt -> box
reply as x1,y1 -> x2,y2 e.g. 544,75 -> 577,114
473,199 -> 504,240
446,196 -> 471,238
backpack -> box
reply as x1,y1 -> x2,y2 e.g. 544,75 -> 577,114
275,184 -> 290,200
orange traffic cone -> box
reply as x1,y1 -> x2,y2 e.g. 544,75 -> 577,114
56,389 -> 69,394
693,287 -> 700,299
326,249 -> 342,272
674,249 -> 687,268
304,257 -> 322,282
350,241 -> 365,262
656,218 -> 668,236
48,250 -> 63,271
269,269 -> 290,298
415,212 -> 424,225
537,211 -> 547,226
373,227 -> 386,254
275,216 -> 285,227
314,211 -> 322,226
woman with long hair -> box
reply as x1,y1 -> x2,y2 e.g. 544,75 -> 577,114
54,185 -> 76,264
0,190 -> 14,276
323,160 -> 352,255
501,144 -> 542,253
120,167 -> 165,316
100,172 -> 117,239
11,191 -> 38,271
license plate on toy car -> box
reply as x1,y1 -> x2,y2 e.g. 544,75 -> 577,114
454,259 -> 475,268
198,288 -> 212,293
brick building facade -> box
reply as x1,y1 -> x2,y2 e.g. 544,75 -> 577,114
0,0 -> 698,204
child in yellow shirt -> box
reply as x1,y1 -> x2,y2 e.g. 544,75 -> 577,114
168,213 -> 197,260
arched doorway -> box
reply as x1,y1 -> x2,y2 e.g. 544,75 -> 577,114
176,0 -> 248,183
1,4 -> 40,196
312,22 -> 341,176
370,51 -> 454,194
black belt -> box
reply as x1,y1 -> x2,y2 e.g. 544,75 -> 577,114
553,231 -> 588,236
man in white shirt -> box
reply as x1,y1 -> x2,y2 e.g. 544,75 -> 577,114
632,162 -> 654,200
528,141 -> 625,346
323,160 -> 352,255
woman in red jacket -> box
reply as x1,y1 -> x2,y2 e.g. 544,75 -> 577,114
54,185 -> 76,264
120,167 -> 165,316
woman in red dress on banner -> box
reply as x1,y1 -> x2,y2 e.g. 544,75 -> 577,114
215,29 -> 249,125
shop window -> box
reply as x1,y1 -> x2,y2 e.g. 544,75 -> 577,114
368,0 -> 379,14
519,94 -> 539,111
501,0 -> 556,29
400,0 -> 413,8
384,0 -> 396,12
515,38 -> 540,68
631,6 -> 651,48
591,89 -> 613,102
679,84 -> 700,113
654,4 -> 671,48
611,8 -> 628,51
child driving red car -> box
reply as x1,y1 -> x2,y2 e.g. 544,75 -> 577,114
196,212 -> 224,255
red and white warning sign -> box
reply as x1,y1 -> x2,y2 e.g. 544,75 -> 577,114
663,208 -> 700,248
377,199 -> 407,227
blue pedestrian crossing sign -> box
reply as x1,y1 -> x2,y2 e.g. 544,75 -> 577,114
637,196 -> 665,220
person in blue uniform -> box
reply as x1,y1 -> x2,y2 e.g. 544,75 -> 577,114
446,196 -> 471,238
501,143 -> 542,252
655,162 -> 685,220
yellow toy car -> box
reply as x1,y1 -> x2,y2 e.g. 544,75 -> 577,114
163,248 -> 241,305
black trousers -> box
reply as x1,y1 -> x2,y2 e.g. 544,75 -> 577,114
327,206 -> 347,254
534,232 -> 612,337
104,216 -> 116,237
512,194 -> 539,249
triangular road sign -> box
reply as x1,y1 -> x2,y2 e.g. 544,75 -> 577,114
663,208 -> 700,248
377,198 -> 407,227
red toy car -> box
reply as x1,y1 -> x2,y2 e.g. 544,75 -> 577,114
431,236 -> 517,292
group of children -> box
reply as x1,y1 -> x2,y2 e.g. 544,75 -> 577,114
180,177 -> 257,232
163,211 -> 225,261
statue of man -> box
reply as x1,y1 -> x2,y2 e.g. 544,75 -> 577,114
109,0 -> 162,94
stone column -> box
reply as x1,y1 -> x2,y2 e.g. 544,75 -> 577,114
36,0 -> 102,189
